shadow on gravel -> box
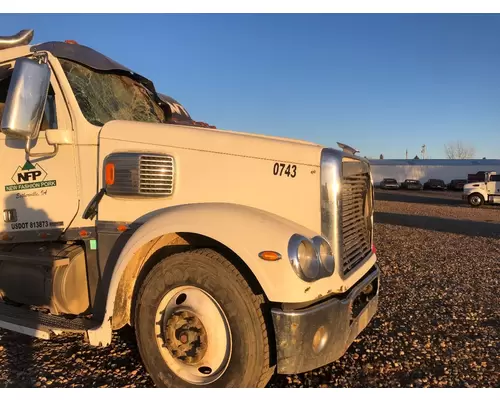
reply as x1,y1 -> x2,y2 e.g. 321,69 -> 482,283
116,325 -> 141,355
1,330 -> 36,387
375,212 -> 500,239
375,191 -> 463,206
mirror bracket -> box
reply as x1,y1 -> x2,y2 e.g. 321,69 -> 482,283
32,51 -> 49,65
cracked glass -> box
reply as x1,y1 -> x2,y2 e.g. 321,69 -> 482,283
59,58 -> 166,127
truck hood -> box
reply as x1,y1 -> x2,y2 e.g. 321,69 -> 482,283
99,120 -> 324,166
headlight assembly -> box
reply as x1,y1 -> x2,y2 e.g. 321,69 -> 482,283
288,234 -> 335,282
288,234 -> 320,281
312,236 -> 334,275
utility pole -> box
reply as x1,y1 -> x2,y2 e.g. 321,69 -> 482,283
421,144 -> 426,160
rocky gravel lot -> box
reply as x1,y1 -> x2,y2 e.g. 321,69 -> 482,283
0,190 -> 499,388
376,189 -> 500,223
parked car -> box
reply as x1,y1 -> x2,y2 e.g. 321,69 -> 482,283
423,179 -> 447,190
380,178 -> 399,190
448,179 -> 467,191
400,179 -> 423,190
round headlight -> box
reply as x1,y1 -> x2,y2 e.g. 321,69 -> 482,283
312,236 -> 334,275
288,234 -> 320,281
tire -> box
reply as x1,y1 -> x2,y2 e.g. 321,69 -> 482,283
134,248 -> 274,388
468,193 -> 484,207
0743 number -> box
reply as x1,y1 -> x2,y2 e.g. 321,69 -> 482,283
273,163 -> 297,178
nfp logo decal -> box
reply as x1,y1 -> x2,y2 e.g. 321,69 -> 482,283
5,161 -> 57,192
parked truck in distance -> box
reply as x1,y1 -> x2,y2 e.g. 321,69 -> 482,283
463,171 -> 500,207
0,30 -> 379,388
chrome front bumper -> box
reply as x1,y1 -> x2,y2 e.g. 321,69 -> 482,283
271,266 -> 380,375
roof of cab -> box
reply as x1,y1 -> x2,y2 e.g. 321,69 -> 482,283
31,41 -> 156,93
30,41 -> 195,122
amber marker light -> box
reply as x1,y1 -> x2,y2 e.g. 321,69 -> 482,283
258,251 -> 282,261
105,163 -> 115,186
0,233 -> 12,241
79,229 -> 89,238
117,224 -> 128,232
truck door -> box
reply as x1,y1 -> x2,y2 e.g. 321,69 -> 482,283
488,174 -> 500,198
0,59 -> 79,242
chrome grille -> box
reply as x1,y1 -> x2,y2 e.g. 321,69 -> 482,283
342,169 -> 371,275
139,155 -> 174,195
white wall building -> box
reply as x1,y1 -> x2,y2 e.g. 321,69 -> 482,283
368,159 -> 500,186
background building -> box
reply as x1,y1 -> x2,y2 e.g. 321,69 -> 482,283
368,158 -> 500,186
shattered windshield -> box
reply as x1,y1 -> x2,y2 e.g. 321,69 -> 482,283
59,58 -> 166,126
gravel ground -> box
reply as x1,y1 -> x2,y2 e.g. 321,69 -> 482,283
376,189 -> 500,223
1,191 -> 499,388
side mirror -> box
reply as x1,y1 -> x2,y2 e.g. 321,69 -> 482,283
1,56 -> 51,141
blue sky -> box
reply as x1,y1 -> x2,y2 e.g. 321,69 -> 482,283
2,14 -> 499,159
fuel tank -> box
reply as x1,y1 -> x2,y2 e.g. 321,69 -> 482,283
0,242 -> 89,315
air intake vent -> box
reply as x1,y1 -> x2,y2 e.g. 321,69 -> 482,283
139,154 -> 174,195
104,152 -> 175,198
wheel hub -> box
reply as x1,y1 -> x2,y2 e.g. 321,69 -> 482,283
154,285 -> 232,385
164,310 -> 208,364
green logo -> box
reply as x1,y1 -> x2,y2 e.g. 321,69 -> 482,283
22,161 -> 36,171
5,161 -> 57,192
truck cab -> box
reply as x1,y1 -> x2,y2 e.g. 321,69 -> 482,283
0,30 -> 379,388
463,171 -> 500,207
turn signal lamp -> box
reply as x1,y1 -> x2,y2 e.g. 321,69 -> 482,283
258,251 -> 281,262
105,163 -> 115,186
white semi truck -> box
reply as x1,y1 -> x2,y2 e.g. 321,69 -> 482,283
0,29 -> 379,388
463,171 -> 500,207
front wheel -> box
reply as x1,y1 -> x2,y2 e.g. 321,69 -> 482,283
134,248 -> 274,388
468,193 -> 484,207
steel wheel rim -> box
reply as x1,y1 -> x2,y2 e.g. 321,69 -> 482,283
155,285 -> 232,385
471,196 -> 481,205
